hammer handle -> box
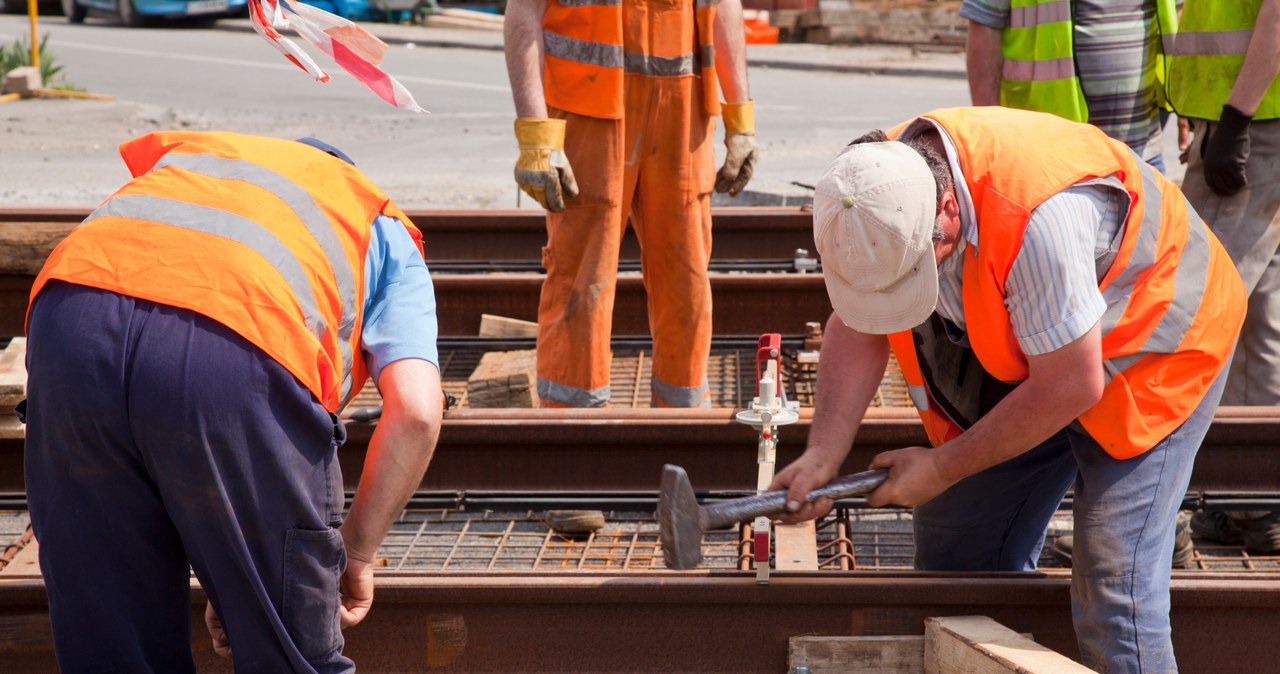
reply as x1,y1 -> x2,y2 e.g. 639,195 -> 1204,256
701,468 -> 888,530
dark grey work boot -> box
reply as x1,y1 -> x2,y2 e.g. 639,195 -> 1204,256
1190,510 -> 1280,553
1051,512 -> 1195,568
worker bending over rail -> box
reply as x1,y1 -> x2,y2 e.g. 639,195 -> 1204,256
773,107 -> 1245,673
504,0 -> 756,407
23,132 -> 443,673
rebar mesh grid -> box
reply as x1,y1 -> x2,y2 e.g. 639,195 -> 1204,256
350,345 -> 911,411
367,507 -> 1280,573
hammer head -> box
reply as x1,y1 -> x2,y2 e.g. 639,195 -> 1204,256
658,464 -> 705,570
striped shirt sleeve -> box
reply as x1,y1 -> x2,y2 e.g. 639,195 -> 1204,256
959,0 -> 1010,28
1005,185 -> 1121,356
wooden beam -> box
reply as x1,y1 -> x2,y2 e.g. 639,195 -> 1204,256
924,616 -> 1095,674
466,349 -> 539,408
478,314 -> 539,338
789,635 -> 925,674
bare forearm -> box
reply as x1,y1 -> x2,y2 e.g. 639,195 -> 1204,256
714,0 -> 751,103
504,0 -> 549,118
1227,0 -> 1280,116
341,362 -> 443,561
804,314 -> 890,468
966,21 -> 1003,106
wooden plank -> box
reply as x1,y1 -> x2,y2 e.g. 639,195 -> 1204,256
0,223 -> 75,276
924,616 -> 1095,674
0,415 -> 22,440
478,314 -> 539,339
2,537 -> 39,576
0,337 -> 26,398
774,520 -> 819,570
789,635 -> 924,674
466,350 -> 539,408
0,612 -> 55,656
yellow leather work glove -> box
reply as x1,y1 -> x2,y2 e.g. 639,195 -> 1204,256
514,117 -> 579,212
716,101 -> 757,196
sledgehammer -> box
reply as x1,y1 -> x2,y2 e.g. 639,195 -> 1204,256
658,464 -> 889,570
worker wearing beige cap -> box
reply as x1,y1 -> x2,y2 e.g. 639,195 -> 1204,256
772,106 -> 1245,672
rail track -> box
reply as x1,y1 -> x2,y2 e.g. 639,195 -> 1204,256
3,208 -> 1280,672
0,207 -> 827,336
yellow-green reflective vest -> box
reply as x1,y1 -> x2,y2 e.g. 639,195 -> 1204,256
1001,0 -> 1178,122
1167,0 -> 1280,121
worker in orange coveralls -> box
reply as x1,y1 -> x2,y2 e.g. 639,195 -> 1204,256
504,0 -> 757,407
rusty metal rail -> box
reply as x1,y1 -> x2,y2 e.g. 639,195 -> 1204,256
0,270 -> 830,338
0,207 -> 826,336
0,206 -> 815,263
1,571 -> 1279,672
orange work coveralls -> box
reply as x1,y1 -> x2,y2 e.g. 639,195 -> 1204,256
538,0 -> 720,408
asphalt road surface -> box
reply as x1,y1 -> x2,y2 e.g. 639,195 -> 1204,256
0,14 -> 972,207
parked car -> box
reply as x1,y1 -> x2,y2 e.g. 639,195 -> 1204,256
61,0 -> 247,26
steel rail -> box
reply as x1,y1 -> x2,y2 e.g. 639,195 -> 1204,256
1,573 -> 1278,672
0,406 -> 1277,497
0,207 -> 825,337
0,206 -> 816,265
0,272 -> 831,337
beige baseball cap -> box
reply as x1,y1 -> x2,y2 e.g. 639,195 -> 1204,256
813,141 -> 939,334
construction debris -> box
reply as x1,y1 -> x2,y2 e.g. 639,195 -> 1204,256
0,338 -> 26,440
543,510 -> 606,534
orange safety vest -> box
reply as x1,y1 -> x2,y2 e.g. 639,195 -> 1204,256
542,0 -> 721,120
885,107 -> 1244,459
27,131 -> 423,413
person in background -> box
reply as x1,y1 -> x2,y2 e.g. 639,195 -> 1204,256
23,132 -> 443,673
1170,0 -> 1280,553
963,0 -> 1177,173
503,0 -> 756,407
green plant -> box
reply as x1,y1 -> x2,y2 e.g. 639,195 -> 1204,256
0,33 -> 67,87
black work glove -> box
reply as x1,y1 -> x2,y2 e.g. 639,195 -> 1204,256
1201,104 -> 1252,196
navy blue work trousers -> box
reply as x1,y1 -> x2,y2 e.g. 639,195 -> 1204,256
25,281 -> 353,673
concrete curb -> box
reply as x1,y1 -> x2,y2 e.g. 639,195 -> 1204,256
213,19 -> 966,79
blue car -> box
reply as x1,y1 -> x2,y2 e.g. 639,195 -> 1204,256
61,0 -> 247,26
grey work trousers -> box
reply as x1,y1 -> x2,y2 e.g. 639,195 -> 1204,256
1183,118 -> 1280,405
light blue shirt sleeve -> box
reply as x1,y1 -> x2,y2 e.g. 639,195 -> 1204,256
1005,185 -> 1125,356
361,214 -> 439,386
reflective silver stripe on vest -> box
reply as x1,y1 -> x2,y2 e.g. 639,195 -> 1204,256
1143,190 -> 1211,353
538,377 -> 611,408
153,153 -> 359,405
652,376 -> 710,408
1170,29 -> 1254,57
1009,0 -> 1071,28
1103,352 -> 1145,383
907,383 -> 929,412
1002,56 -> 1076,82
555,0 -> 620,5
695,0 -> 717,7
701,44 -> 715,69
1100,162 -> 1211,355
544,31 -> 624,69
85,193 -> 329,347
624,50 -> 695,77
